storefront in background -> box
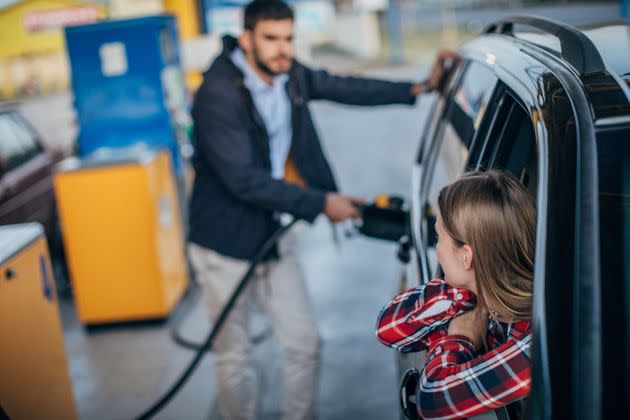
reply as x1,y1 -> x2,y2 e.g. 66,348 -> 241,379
0,0 -> 106,99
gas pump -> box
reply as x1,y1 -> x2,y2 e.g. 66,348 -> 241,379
64,15 -> 193,183
56,16 -> 193,325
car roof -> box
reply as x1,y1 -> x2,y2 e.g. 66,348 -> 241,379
467,18 -> 630,120
517,22 -> 630,81
581,23 -> 630,81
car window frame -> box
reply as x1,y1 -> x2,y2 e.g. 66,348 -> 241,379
416,58 -> 502,284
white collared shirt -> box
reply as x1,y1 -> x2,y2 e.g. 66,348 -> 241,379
231,48 -> 292,180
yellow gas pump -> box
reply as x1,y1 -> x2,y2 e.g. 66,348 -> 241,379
0,223 -> 77,420
54,149 -> 188,325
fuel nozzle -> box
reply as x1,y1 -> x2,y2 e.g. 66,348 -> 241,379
355,194 -> 405,213
356,194 -> 409,243
374,194 -> 405,210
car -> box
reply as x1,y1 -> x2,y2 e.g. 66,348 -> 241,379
0,103 -> 69,293
369,16 -> 630,420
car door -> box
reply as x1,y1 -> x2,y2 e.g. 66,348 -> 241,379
413,67 -> 544,420
0,112 -> 56,234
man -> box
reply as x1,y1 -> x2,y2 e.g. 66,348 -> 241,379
188,1 -> 456,419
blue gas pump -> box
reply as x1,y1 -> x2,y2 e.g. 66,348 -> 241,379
64,15 -> 192,178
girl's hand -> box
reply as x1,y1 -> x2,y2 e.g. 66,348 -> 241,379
447,306 -> 489,352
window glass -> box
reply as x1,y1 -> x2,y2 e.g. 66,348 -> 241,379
0,113 -> 42,173
489,97 -> 538,198
452,61 -> 499,136
420,61 -> 498,277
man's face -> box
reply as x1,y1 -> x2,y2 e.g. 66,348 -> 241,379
242,19 -> 294,76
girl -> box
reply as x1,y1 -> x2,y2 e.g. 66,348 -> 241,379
376,170 -> 536,419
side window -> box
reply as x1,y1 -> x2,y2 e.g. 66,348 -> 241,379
420,60 -> 498,278
0,113 -> 42,176
485,94 -> 538,196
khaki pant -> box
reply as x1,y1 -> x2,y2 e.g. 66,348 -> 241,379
188,227 -> 320,420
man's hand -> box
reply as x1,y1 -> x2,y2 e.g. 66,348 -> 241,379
426,49 -> 460,93
324,193 -> 364,222
447,305 -> 488,352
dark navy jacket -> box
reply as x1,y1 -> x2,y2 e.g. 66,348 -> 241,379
189,36 -> 416,260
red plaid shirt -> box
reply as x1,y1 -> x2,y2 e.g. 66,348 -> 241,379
376,278 -> 531,419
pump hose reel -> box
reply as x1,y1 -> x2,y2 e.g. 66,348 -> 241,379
356,195 -> 410,243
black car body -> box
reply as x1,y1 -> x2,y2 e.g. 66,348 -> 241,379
382,17 -> 630,420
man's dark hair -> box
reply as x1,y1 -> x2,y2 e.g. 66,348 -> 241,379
244,0 -> 294,31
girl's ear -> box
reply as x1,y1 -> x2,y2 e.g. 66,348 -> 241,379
461,244 -> 474,271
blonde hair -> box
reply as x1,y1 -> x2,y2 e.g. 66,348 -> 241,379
437,170 -> 536,320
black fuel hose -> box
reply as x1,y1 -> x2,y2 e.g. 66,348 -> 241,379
169,281 -> 271,351
135,218 -> 298,420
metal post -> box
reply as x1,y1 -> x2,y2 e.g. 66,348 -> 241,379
386,0 -> 404,65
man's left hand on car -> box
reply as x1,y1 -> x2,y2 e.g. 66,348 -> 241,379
411,49 -> 461,96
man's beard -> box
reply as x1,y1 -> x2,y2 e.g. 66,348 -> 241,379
252,43 -> 290,77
